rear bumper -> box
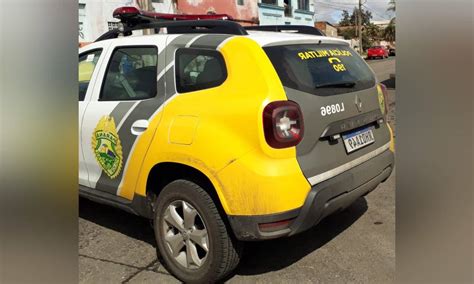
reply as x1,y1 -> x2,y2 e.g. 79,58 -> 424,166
227,148 -> 394,241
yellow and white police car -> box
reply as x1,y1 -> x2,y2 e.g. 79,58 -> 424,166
79,7 -> 394,283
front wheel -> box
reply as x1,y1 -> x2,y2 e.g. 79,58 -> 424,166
154,180 -> 242,283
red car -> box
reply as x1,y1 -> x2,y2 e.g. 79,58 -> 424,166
367,46 -> 389,59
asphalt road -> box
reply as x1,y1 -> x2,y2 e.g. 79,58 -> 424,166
79,57 -> 396,284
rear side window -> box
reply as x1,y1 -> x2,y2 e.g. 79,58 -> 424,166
175,48 -> 227,93
264,44 -> 375,96
101,46 -> 158,101
79,49 -> 102,101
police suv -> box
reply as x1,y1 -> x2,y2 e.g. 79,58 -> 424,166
79,7 -> 394,283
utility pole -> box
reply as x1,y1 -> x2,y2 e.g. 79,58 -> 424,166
137,0 -> 154,35
358,0 -> 363,54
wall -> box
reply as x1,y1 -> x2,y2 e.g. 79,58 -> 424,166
325,24 -> 337,37
177,0 -> 258,25
315,21 -> 337,37
79,0 -> 175,43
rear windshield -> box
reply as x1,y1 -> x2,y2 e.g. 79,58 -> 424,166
264,44 -> 375,96
370,46 -> 382,49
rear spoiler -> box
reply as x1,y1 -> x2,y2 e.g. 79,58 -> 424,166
245,25 -> 325,36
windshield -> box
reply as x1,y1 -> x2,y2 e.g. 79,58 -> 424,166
264,44 -> 375,96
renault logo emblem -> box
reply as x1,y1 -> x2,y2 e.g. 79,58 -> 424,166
355,95 -> 363,112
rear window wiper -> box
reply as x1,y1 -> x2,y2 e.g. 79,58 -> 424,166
314,81 -> 356,88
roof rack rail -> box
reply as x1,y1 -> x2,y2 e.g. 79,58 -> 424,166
95,20 -> 248,42
245,25 -> 326,36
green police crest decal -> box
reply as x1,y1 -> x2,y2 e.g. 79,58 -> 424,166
92,115 -> 123,179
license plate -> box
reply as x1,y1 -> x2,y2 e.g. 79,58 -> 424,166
342,127 -> 375,153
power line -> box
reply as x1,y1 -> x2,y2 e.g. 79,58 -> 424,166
314,1 -> 357,10
314,0 -> 391,20
362,3 -> 391,20
314,1 -> 357,7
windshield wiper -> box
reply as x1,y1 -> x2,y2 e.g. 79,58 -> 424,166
314,81 -> 356,88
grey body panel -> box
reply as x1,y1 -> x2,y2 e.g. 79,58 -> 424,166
285,85 -> 391,181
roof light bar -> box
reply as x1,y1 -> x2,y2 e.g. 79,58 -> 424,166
112,6 -> 233,27
95,20 -> 248,42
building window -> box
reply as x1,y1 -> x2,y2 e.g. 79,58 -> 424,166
297,0 -> 309,10
262,0 -> 278,5
79,3 -> 86,17
151,0 -> 164,3
284,0 -> 292,17
237,0 -> 244,5
107,22 -> 120,31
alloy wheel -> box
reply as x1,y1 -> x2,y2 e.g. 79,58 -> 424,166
162,200 -> 210,270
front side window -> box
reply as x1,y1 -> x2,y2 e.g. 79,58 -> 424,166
79,49 -> 102,101
175,49 -> 227,93
101,46 -> 158,101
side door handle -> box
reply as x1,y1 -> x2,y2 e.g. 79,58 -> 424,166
131,119 -> 149,136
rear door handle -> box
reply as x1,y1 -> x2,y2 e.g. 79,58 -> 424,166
131,119 -> 149,136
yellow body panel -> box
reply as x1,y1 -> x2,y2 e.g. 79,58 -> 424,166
387,123 -> 395,152
120,36 -> 311,215
216,149 -> 310,215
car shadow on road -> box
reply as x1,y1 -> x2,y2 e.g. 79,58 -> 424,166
234,197 -> 368,276
79,197 -> 156,247
80,195 -> 368,277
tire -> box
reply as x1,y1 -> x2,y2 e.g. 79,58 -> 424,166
154,180 -> 242,283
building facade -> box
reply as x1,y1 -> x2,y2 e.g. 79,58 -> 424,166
79,0 -> 316,44
314,21 -> 337,37
257,0 -> 314,26
79,0 -> 177,43
177,0 -> 258,26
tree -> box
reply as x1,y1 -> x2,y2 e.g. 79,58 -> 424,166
365,23 -> 382,41
338,8 -> 373,26
338,7 -> 375,51
384,18 -> 396,42
339,10 -> 352,26
338,27 -> 356,40
388,0 -> 395,12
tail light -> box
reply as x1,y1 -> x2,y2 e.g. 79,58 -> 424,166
377,83 -> 390,123
263,101 -> 304,149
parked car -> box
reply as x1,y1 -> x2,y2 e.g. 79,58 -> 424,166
79,6 -> 394,283
367,45 -> 389,59
389,47 -> 396,56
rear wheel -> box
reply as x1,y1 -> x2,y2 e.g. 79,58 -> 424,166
154,180 -> 242,283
